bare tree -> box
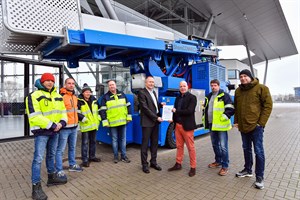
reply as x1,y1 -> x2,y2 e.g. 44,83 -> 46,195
1,81 -> 23,102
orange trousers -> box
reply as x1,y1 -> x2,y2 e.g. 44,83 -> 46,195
175,123 -> 197,168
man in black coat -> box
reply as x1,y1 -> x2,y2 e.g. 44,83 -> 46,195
138,76 -> 164,173
168,81 -> 197,177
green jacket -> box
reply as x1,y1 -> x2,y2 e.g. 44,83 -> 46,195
234,78 -> 273,133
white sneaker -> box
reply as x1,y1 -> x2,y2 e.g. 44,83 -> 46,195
254,177 -> 264,189
69,164 -> 83,172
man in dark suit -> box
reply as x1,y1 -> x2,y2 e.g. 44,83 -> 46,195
168,81 -> 197,177
138,76 -> 164,173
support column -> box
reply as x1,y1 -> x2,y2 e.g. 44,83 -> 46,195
245,43 -> 254,75
184,6 -> 189,35
24,63 -> 30,136
263,59 -> 268,85
95,64 -> 100,98
101,0 -> 119,20
86,63 -> 97,79
31,55 -> 35,91
109,65 -> 113,80
203,15 -> 214,38
1,57 -> 4,117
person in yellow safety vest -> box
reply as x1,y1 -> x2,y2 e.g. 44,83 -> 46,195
26,73 -> 68,200
203,79 -> 235,176
100,80 -> 132,164
77,83 -> 101,168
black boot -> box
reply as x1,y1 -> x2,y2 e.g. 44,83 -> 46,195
188,168 -> 196,177
47,172 -> 67,186
32,182 -> 48,200
168,163 -> 182,171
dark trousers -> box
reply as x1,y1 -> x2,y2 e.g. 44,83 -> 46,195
141,124 -> 159,166
81,130 -> 97,162
241,125 -> 265,178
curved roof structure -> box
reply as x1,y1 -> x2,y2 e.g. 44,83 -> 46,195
109,0 -> 298,64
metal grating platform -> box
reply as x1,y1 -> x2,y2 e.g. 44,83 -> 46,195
0,0 -> 82,53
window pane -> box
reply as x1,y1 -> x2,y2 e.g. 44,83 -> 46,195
228,70 -> 236,79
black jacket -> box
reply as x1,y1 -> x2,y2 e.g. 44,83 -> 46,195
138,88 -> 162,127
173,92 -> 197,131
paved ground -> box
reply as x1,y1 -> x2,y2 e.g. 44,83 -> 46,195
0,103 -> 299,200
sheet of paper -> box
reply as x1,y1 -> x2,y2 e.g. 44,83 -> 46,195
162,105 -> 174,121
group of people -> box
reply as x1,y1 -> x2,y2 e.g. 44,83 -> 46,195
26,73 -> 134,200
26,69 -> 272,200
26,74 -> 103,200
167,69 -> 272,190
138,70 -> 272,192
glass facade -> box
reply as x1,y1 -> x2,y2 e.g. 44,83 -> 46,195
0,56 -> 63,140
0,57 -> 131,140
227,69 -> 239,80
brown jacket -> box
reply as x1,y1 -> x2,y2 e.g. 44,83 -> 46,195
234,78 -> 273,133
60,88 -> 78,128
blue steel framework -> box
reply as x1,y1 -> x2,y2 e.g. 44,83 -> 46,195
41,29 -> 226,148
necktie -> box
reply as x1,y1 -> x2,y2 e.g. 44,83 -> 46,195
151,91 -> 158,113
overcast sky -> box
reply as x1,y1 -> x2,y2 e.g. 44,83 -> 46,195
219,0 -> 299,95
254,0 -> 300,95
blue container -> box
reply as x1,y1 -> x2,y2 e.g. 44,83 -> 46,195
191,62 -> 227,96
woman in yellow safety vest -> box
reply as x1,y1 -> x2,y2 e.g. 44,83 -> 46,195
77,84 -> 101,168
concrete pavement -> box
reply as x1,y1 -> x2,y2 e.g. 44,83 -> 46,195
0,103 -> 299,200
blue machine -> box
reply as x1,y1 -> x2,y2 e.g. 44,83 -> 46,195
41,28 -> 227,148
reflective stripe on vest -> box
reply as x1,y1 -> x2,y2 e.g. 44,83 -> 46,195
66,108 -> 78,113
26,89 -> 67,131
79,99 -> 101,132
211,93 -> 232,131
65,124 -> 78,128
105,95 -> 129,127
80,123 -> 98,131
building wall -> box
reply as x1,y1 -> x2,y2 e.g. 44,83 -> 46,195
295,87 -> 300,99
219,59 -> 257,95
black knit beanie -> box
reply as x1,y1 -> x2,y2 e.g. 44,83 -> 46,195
81,83 -> 92,93
239,69 -> 254,80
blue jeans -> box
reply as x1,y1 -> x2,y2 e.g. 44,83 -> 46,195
81,130 -> 96,162
56,127 -> 78,171
32,134 -> 59,184
110,125 -> 126,159
210,130 -> 229,168
241,125 -> 265,178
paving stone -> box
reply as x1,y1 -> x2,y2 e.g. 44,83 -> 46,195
0,103 -> 299,199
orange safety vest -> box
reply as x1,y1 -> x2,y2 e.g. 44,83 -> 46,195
60,88 -> 79,128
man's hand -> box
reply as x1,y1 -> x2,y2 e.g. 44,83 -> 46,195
157,117 -> 163,122
161,102 -> 166,106
54,122 -> 62,132
220,114 -> 228,122
233,123 -> 238,128
172,108 -> 176,113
